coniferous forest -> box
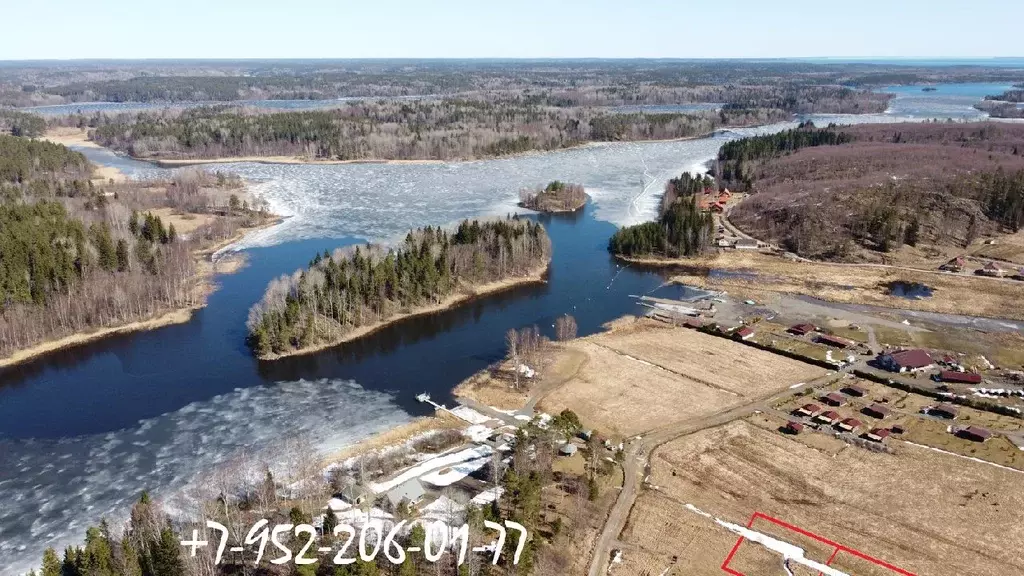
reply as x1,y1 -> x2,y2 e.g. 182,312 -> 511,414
0,134 -> 270,360
247,217 -> 552,357
608,185 -> 715,258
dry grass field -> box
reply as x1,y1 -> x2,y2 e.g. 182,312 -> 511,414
538,321 -> 824,436
671,251 -> 1024,321
617,418 -> 1024,576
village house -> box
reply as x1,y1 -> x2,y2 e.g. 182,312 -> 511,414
386,479 -> 426,509
878,349 -> 934,373
794,403 -> 821,417
861,403 -> 891,419
734,326 -> 755,341
928,404 -> 960,419
820,392 -> 848,407
977,261 -> 1005,278
815,410 -> 840,425
936,370 -> 982,385
787,323 -> 816,336
841,384 -> 867,397
865,428 -> 891,442
956,426 -> 992,443
816,334 -> 854,349
782,421 -> 804,434
734,238 -> 759,250
939,256 -> 966,273
836,417 -> 862,432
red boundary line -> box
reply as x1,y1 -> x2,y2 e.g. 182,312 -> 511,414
720,511 -> 918,576
818,547 -> 840,576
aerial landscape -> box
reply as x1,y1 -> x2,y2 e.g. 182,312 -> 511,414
2,2 -> 1024,576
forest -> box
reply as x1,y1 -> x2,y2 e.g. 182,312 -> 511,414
0,109 -> 47,137
0,134 -> 271,360
80,102 -> 791,161
518,181 -> 587,212
608,188 -> 715,258
246,217 -> 551,357
975,100 -> 1024,119
727,122 -> 1024,260
984,89 -> 1024,103
712,122 -> 853,190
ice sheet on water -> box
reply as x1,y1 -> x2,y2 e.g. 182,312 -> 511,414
0,378 -> 410,576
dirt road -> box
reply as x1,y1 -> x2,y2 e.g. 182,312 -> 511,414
586,368 -> 844,576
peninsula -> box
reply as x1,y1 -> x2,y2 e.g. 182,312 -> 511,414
246,217 -> 552,359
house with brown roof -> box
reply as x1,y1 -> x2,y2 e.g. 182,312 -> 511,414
794,403 -> 821,417
787,323 -> 816,336
878,349 -> 934,373
861,403 -> 891,419
816,334 -> 854,349
734,326 -> 755,341
841,384 -> 867,397
865,428 -> 891,442
939,256 -> 966,273
977,261 -> 1005,278
815,410 -> 840,425
928,404 -> 960,419
936,371 -> 982,385
836,417 -> 862,432
734,238 -> 759,250
820,392 -> 848,407
956,426 -> 992,442
782,421 -> 804,434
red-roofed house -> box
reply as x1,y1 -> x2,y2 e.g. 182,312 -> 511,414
836,417 -> 862,432
861,403 -> 891,419
815,410 -> 840,425
937,371 -> 982,385
821,392 -> 848,407
878,349 -> 934,373
787,323 -> 816,336
978,261 -> 1005,278
794,403 -> 821,417
928,404 -> 960,419
939,256 -> 966,273
956,426 -> 992,442
865,428 -> 891,442
734,326 -> 755,341
782,421 -> 804,434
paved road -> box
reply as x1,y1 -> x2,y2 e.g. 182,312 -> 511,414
586,369 -> 845,576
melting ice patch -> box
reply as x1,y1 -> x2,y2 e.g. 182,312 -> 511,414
0,378 -> 410,576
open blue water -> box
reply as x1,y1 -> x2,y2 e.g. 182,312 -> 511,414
0,82 -> 1018,575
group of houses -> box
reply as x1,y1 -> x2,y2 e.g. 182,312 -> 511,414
787,386 -> 898,443
786,323 -> 856,349
698,188 -> 732,213
877,348 -> 987,385
940,256 -> 1024,280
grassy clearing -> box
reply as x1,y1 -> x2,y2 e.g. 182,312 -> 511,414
901,417 -> 1024,470
671,251 -> 1024,321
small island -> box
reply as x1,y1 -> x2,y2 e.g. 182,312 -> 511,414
246,217 -> 552,358
921,86 -> 938,92
518,180 -> 588,213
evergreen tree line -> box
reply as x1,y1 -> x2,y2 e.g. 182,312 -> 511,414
0,133 -> 264,360
30,493 -> 183,576
84,101 -> 790,162
977,168 -> 1024,231
659,172 -> 716,213
247,217 -> 551,357
0,109 -> 47,138
713,123 -> 853,190
608,194 -> 715,258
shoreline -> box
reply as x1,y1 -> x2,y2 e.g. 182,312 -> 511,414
259,261 -> 551,361
82,115 -> 795,169
0,215 -> 281,370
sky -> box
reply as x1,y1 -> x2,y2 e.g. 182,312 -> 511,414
2,0 -> 1022,60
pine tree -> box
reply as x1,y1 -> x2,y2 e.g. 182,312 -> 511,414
116,239 -> 130,272
41,548 -> 61,576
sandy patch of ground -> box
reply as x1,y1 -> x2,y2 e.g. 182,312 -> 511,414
618,418 -> 1024,576
320,412 -> 465,464
40,127 -> 100,148
147,208 -> 218,235
669,251 -> 1024,321
538,321 -> 822,437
